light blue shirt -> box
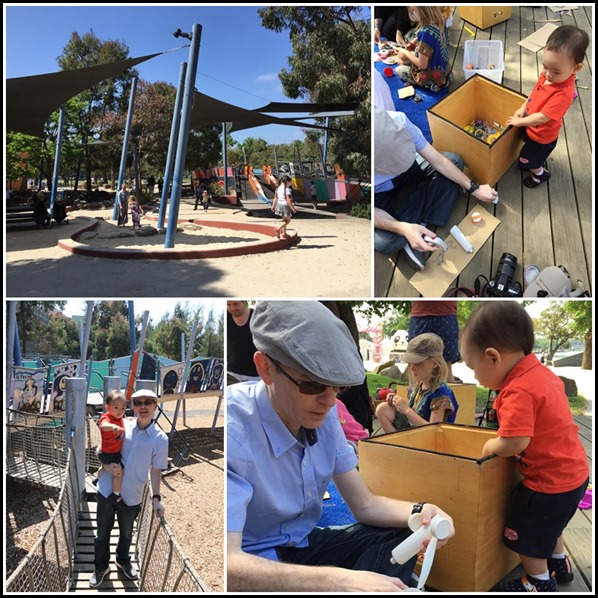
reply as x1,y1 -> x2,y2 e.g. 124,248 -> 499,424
227,380 -> 357,560
374,114 -> 429,192
98,417 -> 168,506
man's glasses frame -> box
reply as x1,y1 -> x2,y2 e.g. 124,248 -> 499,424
266,354 -> 350,395
133,399 -> 157,407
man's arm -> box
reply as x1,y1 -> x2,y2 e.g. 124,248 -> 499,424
150,466 -> 165,517
227,532 -> 407,592
374,207 -> 440,252
418,144 -> 499,203
334,468 -> 455,550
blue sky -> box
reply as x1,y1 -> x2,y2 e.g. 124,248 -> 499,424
5,4 -> 368,145
62,299 -> 224,323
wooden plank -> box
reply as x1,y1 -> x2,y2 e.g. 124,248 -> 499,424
563,509 -> 593,590
374,250 -> 396,296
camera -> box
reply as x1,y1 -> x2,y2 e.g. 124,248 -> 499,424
486,253 -> 523,297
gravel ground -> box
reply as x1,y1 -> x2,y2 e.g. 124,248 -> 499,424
5,398 -> 224,592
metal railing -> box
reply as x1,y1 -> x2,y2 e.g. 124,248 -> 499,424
6,411 -> 210,592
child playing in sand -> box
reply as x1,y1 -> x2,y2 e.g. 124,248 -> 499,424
376,332 -> 458,432
395,6 -> 451,92
506,25 -> 589,188
97,390 -> 127,504
461,302 -> 589,591
271,175 -> 296,239
128,195 -> 144,229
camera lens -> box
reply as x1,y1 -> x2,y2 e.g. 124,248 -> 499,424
498,253 -> 517,277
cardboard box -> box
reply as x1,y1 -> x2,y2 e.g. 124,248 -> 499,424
463,40 -> 504,84
388,383 -> 476,426
427,75 -> 527,186
360,424 -> 521,592
459,6 -> 512,30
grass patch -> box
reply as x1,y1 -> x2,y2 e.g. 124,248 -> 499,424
568,395 -> 587,416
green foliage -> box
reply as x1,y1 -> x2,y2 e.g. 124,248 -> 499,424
533,302 -> 575,361
568,395 -> 587,417
349,202 -> 370,219
15,302 -> 67,354
259,6 -> 370,176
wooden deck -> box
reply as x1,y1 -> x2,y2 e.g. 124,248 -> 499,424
375,5 -> 593,297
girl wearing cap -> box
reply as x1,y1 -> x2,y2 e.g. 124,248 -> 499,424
271,175 -> 296,239
376,332 -> 458,432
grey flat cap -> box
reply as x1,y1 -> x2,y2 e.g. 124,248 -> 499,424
250,301 -> 365,386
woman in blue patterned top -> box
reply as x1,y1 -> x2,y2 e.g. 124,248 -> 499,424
395,6 -> 452,92
376,332 -> 459,432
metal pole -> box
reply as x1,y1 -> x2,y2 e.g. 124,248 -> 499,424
49,104 -> 66,218
103,376 -> 121,406
157,62 -> 187,230
323,116 -> 330,178
222,122 -> 228,194
65,377 -> 86,498
165,23 -> 203,248
78,301 -> 94,378
133,144 -> 140,197
128,301 -> 136,355
113,77 -> 138,220
170,319 -> 199,439
273,147 -> 278,175
7,302 -> 17,405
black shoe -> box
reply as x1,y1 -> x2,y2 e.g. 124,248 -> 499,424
91,477 -> 98,487
404,244 -> 428,270
89,568 -> 108,588
115,561 -> 138,580
548,555 -> 574,584
497,574 -> 557,592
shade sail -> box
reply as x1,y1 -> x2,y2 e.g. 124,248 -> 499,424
6,53 -> 161,138
253,101 -> 359,114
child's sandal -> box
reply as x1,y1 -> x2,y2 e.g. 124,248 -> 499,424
523,169 -> 551,188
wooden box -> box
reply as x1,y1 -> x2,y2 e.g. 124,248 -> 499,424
391,383 -> 476,426
427,75 -> 527,186
458,6 -> 512,30
360,424 -> 521,592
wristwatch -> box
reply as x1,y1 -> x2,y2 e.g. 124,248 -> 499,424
152,494 -> 162,501
468,180 -> 480,194
411,501 -> 427,515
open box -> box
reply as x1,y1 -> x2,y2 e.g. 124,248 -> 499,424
427,75 -> 527,186
360,424 -> 522,592
458,6 -> 512,30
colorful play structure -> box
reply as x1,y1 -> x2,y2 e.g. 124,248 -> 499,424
193,163 -> 366,206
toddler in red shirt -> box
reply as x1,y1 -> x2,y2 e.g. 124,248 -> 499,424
507,26 -> 589,188
97,390 -> 127,504
461,302 -> 589,592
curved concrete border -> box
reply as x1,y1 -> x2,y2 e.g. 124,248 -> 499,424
57,216 -> 298,259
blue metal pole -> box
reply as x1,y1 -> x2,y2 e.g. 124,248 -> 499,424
128,301 -> 136,355
222,122 -> 228,194
113,77 -> 138,221
49,105 -> 66,218
157,61 -> 187,230
322,116 -> 330,178
133,144 -> 140,197
165,24 -> 202,248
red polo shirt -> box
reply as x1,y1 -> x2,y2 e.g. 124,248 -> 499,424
495,353 -> 588,493
525,72 -> 576,144
99,412 -> 124,454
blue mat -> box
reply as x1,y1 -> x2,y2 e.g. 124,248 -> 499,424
318,480 -> 357,527
375,47 -> 449,144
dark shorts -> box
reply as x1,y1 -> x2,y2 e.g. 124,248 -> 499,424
519,131 -> 558,170
503,478 -> 589,558
409,315 -> 460,364
98,450 -> 123,466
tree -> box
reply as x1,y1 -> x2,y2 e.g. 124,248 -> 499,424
259,6 -> 370,176
565,301 -> 592,369
533,302 -> 575,364
14,302 -> 66,354
57,30 -> 137,191
37,312 -> 80,357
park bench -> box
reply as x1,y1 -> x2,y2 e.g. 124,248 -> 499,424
6,204 -> 39,226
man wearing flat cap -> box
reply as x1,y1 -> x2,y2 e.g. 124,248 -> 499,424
373,69 -> 498,271
227,301 -> 455,591
90,388 -> 168,589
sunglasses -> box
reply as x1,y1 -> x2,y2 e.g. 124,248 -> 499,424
266,355 -> 350,395
133,399 -> 156,407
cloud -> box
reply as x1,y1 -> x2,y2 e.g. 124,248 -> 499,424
255,72 -> 279,83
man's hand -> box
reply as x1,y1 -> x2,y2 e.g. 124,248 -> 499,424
472,184 -> 499,203
107,463 -> 123,478
419,504 -> 455,550
403,223 -> 440,252
153,499 -> 165,518
335,570 -> 408,592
